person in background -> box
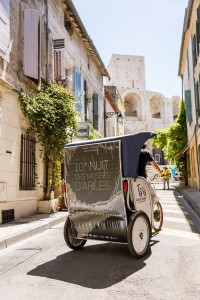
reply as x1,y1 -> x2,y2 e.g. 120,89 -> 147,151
162,166 -> 170,190
171,166 -> 176,181
138,143 -> 163,178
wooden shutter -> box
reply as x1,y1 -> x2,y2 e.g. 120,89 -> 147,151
84,80 -> 88,121
0,0 -> 10,61
23,9 -> 39,79
195,81 -> 200,117
73,67 -> 82,113
197,5 -> 200,42
192,36 -> 197,69
184,90 -> 192,123
93,93 -> 98,130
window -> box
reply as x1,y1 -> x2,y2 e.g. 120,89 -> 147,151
195,82 -> 200,117
93,93 -> 98,130
184,90 -> 192,123
73,66 -> 82,113
192,35 -> 197,69
84,80 -> 89,121
187,153 -> 191,178
87,54 -> 90,70
155,154 -> 160,163
197,5 -> 200,55
23,9 -> 40,80
19,134 -> 36,190
0,0 -> 10,61
186,50 -> 190,80
53,39 -> 65,84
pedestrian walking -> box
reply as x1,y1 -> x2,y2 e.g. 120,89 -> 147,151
162,166 -> 170,190
170,166 -> 176,181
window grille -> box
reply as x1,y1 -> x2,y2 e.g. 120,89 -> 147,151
19,134 -> 36,190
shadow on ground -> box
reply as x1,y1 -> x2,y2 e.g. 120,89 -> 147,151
28,242 -> 152,288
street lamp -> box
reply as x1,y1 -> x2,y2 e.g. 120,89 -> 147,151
104,110 -> 123,137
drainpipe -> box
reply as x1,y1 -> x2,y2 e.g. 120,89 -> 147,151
45,0 -> 49,83
104,96 -> 107,137
194,123 -> 200,190
44,0 -> 49,198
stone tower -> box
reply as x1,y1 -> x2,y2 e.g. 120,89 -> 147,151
106,53 -> 180,163
106,53 -> 180,133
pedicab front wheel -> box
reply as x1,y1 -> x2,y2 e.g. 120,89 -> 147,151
64,216 -> 87,250
127,212 -> 151,259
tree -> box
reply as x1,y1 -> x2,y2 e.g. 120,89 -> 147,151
152,99 -> 187,179
19,82 -> 77,199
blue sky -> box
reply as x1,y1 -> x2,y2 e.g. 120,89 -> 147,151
72,0 -> 188,99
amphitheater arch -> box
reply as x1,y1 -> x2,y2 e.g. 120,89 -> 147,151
149,93 -> 164,119
171,96 -> 180,120
121,90 -> 142,118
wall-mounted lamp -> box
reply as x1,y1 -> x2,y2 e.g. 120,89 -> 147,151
105,112 -> 116,119
105,111 -> 123,123
117,111 -> 123,124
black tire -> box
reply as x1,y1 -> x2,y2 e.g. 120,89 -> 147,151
127,212 -> 151,258
64,216 -> 87,250
153,202 -> 163,232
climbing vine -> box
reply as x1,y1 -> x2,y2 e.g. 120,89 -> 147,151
152,99 -> 188,180
19,82 -> 77,199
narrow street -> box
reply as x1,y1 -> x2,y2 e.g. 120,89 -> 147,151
0,187 -> 199,300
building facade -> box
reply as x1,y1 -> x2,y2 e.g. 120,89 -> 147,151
178,0 -> 200,190
0,0 -> 109,223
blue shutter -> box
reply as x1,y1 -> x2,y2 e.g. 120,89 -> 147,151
73,67 -> 82,113
184,90 -> 192,123
93,93 -> 98,130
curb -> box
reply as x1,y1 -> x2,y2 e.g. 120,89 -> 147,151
179,188 -> 200,233
0,214 -> 67,250
181,189 -> 200,217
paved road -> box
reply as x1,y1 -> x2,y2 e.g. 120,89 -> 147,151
0,188 -> 199,300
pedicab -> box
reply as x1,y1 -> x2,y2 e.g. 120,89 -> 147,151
63,131 -> 163,258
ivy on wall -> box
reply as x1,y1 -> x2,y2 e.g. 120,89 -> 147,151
19,82 -> 77,199
152,99 -> 188,180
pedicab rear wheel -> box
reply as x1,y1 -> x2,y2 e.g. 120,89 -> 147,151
127,212 -> 151,258
153,201 -> 163,232
64,216 -> 87,250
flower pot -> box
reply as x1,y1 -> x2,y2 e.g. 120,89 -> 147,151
37,199 -> 58,214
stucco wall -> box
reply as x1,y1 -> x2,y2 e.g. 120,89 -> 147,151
0,0 -> 106,221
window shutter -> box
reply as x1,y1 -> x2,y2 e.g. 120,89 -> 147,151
73,67 -> 82,113
0,0 -> 10,61
195,81 -> 200,117
23,9 -> 39,79
93,93 -> 98,130
197,5 -> 200,41
192,36 -> 197,68
84,80 -> 88,121
184,90 -> 192,123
